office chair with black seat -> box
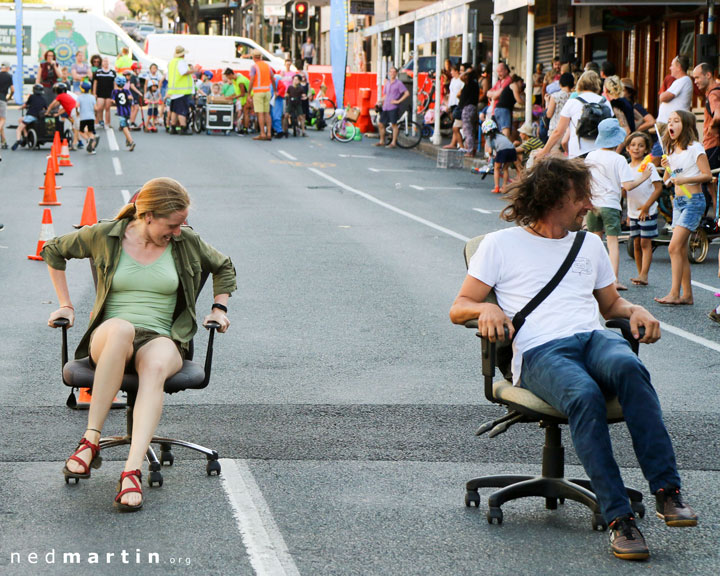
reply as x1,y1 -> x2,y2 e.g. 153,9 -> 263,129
458,235 -> 645,531
53,311 -> 223,487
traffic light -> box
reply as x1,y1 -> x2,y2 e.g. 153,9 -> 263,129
293,1 -> 309,32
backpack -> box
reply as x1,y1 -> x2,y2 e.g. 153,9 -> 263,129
574,96 -> 612,139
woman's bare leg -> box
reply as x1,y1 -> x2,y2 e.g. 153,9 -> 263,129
655,226 -> 693,304
118,338 -> 182,507
65,318 -> 134,473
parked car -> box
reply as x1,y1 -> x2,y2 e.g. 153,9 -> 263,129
120,19 -> 138,35
135,24 -> 156,41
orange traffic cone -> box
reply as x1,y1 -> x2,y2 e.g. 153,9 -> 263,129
74,186 -> 97,228
59,138 -> 73,167
52,130 -> 61,156
28,208 -> 55,260
44,146 -> 62,176
72,386 -> 125,410
39,156 -> 61,205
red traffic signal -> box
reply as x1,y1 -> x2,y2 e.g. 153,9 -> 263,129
293,2 -> 309,32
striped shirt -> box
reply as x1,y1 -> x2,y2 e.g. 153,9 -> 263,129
111,88 -> 132,119
520,136 -> 544,153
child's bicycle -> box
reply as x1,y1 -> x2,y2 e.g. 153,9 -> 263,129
330,105 -> 360,143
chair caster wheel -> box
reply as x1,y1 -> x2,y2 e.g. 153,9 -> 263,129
546,497 -> 558,510
465,491 -> 480,508
559,497 -> 565,505
487,507 -> 503,524
160,451 -> 174,466
631,501 -> 646,519
592,514 -> 607,531
148,471 -> 163,487
206,459 -> 221,476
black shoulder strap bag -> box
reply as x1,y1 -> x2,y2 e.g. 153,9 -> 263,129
511,230 -> 586,338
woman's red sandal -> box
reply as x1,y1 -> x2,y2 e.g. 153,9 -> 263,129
62,438 -> 102,484
115,469 -> 143,512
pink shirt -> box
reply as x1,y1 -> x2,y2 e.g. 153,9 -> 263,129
489,76 -> 511,113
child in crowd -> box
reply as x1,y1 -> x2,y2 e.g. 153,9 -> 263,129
45,82 -> 78,149
655,110 -> 711,306
585,118 -> 653,291
515,122 -> 543,168
111,76 -> 135,151
625,131 -> 663,286
199,71 -> 213,96
482,118 -> 522,193
125,69 -> 143,129
145,82 -> 161,132
12,84 -> 46,150
76,81 -> 99,153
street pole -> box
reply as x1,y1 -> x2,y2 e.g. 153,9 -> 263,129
525,3 -> 535,128
412,20 -> 418,123
462,5 -> 469,63
13,0 -> 22,105
431,16 -> 442,146
709,0 -> 715,35
491,13 -> 503,86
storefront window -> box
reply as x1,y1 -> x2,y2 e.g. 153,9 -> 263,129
591,35 -> 608,64
678,20 -> 695,64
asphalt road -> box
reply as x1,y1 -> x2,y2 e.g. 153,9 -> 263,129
0,111 -> 718,576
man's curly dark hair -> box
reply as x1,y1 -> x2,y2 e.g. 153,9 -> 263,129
501,156 -> 592,226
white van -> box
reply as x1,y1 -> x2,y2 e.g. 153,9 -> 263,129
143,33 -> 287,74
0,5 -> 166,80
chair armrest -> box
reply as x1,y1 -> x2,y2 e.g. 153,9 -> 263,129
52,318 -> 70,370
200,321 -> 221,388
605,318 -> 644,356
464,320 -> 508,404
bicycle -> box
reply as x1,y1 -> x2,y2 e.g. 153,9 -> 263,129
369,104 -> 422,149
330,106 -> 359,143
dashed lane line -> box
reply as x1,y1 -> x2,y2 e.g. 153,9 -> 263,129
308,167 -> 720,355
278,150 -> 298,161
219,459 -> 301,576
106,127 -> 119,151
112,157 -> 122,176
121,189 -> 130,204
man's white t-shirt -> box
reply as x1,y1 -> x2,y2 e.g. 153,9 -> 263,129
656,75 -> 693,123
560,92 -> 614,158
448,77 -> 464,107
585,148 -> 637,210
667,141 -> 707,180
627,164 -> 662,218
467,227 -> 615,385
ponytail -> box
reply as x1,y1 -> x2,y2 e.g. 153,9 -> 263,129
115,203 -> 137,220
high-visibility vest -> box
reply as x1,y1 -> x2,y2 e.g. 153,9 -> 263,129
115,54 -> 132,73
251,60 -> 272,93
167,57 -> 193,96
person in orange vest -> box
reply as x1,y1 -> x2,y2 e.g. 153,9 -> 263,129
249,49 -> 277,140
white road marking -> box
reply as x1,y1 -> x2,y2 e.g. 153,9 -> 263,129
410,186 -> 466,191
691,280 -> 720,294
121,189 -> 130,204
308,168 -> 720,354
219,459 -> 301,576
338,154 -> 375,159
368,167 -> 413,173
660,322 -> 720,353
309,168 -> 470,242
112,157 -> 123,176
278,150 -> 298,161
107,128 -> 119,151
472,208 -> 493,214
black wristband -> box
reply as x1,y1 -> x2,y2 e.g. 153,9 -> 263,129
211,303 -> 228,313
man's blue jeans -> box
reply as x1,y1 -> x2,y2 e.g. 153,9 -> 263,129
521,330 -> 681,523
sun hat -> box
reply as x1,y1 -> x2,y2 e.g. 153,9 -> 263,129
174,45 -> 185,57
518,122 -> 534,137
595,118 -> 626,149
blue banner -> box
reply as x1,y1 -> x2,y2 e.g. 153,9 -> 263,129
13,0 -> 22,105
330,0 -> 348,109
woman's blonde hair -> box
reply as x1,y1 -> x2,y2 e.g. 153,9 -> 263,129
603,75 -> 623,98
576,70 -> 601,94
116,177 -> 190,220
